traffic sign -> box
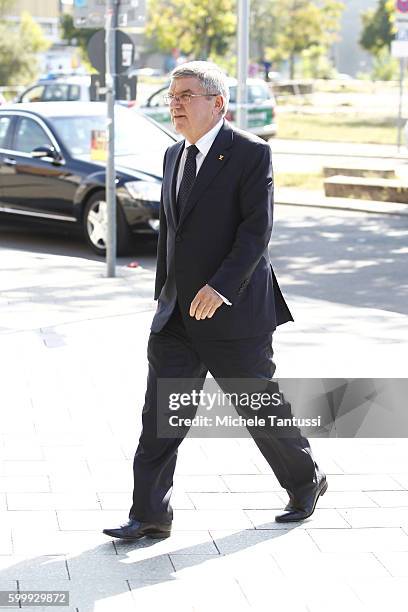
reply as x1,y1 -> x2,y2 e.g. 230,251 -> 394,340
87,29 -> 136,75
73,0 -> 146,29
90,73 -> 137,101
391,39 -> 408,57
396,0 -> 408,21
397,0 -> 408,12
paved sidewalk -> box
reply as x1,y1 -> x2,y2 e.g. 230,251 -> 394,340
275,188 -> 408,216
1,248 -> 408,612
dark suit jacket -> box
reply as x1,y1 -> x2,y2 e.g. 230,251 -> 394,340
153,119 -> 294,339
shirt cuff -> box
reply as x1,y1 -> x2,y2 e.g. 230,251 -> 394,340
210,286 -> 232,306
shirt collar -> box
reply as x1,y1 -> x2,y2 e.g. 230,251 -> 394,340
184,118 -> 224,157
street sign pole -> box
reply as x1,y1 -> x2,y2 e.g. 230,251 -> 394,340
236,0 -> 249,129
105,0 -> 117,278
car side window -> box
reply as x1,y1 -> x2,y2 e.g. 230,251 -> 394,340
228,86 -> 237,104
43,84 -> 69,102
0,116 -> 12,148
68,85 -> 81,101
14,117 -> 52,154
21,85 -> 45,103
248,85 -> 270,103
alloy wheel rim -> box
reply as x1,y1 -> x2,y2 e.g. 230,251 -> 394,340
87,200 -> 107,249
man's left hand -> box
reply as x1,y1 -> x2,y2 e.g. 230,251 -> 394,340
189,285 -> 223,320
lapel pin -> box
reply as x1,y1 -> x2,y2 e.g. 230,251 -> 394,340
218,155 -> 224,160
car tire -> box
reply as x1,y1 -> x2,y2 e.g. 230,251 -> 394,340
82,190 -> 132,256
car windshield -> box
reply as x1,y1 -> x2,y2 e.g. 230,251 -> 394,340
50,109 -> 174,171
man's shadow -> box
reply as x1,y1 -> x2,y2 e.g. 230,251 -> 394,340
0,522 -> 301,611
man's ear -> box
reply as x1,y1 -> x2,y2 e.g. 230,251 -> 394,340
215,94 -> 224,114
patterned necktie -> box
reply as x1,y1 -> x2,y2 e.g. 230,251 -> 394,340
176,144 -> 199,223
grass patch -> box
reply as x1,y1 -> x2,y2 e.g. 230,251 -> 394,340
275,172 -> 323,190
277,113 -> 399,145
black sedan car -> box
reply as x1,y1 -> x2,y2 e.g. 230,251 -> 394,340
0,102 -> 176,255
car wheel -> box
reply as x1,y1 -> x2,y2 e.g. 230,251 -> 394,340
83,191 -> 132,256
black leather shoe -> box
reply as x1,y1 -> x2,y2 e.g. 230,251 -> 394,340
103,518 -> 172,540
275,475 -> 328,523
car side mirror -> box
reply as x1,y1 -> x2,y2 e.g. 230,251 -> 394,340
31,145 -> 61,162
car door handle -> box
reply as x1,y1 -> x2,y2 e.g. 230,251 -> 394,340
4,157 -> 16,166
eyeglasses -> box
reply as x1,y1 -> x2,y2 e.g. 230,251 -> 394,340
163,92 -> 220,105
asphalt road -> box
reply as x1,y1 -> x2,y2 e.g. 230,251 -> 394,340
1,204 -> 407,316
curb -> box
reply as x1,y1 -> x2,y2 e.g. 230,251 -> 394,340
275,193 -> 408,217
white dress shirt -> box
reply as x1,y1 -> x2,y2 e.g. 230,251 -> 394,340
176,118 -> 232,306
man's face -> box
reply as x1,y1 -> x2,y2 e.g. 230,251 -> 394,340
168,76 -> 223,141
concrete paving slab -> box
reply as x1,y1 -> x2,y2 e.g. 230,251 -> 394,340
272,550 -> 390,579
313,474 -> 403,491
188,492 -> 283,510
221,475 -> 282,492
210,528 -> 319,554
338,507 -> 408,527
172,510 -> 254,531
169,551 -> 283,579
6,493 -> 100,511
373,551 -> 408,577
19,578 -> 135,612
246,508 -> 350,529
66,553 -> 174,580
11,533 -> 116,557
173,475 -> 230,493
113,531 -> 219,557
0,530 -> 13,555
97,490 -> 193,511
367,490 -> 408,507
0,555 -> 69,581
308,526 -> 408,552
312,491 -> 379,508
56,510 -> 125,532
0,511 -> 59,531
128,576 -> 250,612
346,577 -> 408,612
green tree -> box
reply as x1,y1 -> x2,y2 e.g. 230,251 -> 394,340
59,14 -> 97,73
360,0 -> 396,54
0,11 -> 50,86
263,0 -> 344,79
0,0 -> 15,18
250,0 -> 276,63
60,14 -> 96,57
145,0 -> 236,60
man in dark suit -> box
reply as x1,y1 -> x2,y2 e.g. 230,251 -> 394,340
103,61 -> 327,540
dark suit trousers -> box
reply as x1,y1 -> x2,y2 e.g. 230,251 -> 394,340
129,302 -> 319,523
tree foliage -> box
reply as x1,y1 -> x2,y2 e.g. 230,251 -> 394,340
263,0 -> 344,78
0,0 -> 15,18
0,11 -> 50,85
250,0 -> 276,62
145,0 -> 236,59
59,13 -> 96,56
360,0 -> 396,55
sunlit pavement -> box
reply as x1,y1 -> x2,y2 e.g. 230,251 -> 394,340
1,204 -> 408,612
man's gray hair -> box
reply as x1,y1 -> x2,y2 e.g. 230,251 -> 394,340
171,61 -> 229,116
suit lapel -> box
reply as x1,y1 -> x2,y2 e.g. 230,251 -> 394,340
178,121 -> 233,228
164,140 -> 184,230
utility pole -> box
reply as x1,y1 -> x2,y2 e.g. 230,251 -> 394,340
236,0 -> 249,129
105,0 -> 117,277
